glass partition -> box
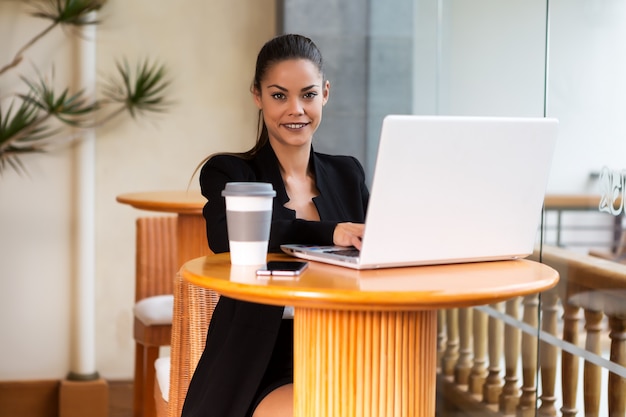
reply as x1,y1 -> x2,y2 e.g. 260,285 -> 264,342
280,0 -> 626,414
430,1 -> 626,416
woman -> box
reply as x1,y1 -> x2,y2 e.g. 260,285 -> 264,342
182,33 -> 369,417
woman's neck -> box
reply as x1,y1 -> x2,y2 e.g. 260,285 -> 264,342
272,142 -> 312,180
271,141 -> 320,220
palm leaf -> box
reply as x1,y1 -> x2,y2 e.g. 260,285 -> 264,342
102,59 -> 171,118
0,99 -> 46,147
27,0 -> 106,26
0,99 -> 53,175
19,70 -> 98,126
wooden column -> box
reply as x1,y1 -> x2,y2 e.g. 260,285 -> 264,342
499,297 -> 521,414
483,302 -> 504,405
608,315 -> 626,416
437,310 -> 447,367
468,308 -> 488,395
538,290 -> 559,417
454,308 -> 473,385
442,309 -> 459,377
561,302 -> 581,417
293,309 -> 438,417
583,309 -> 604,417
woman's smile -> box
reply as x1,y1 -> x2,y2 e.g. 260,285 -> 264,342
283,122 -> 309,130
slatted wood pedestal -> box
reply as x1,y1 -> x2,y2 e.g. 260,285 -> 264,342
294,309 -> 437,417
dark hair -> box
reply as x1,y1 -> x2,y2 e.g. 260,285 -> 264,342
244,33 -> 325,159
189,34 -> 324,188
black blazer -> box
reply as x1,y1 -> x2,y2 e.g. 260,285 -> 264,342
181,143 -> 369,417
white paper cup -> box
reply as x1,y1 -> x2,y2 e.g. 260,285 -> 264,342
222,182 -> 276,266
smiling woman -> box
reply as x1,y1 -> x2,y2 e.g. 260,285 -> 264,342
252,58 -> 329,221
181,34 -> 370,417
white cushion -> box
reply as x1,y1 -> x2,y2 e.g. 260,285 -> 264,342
154,356 -> 170,402
134,294 -> 174,326
568,289 -> 626,316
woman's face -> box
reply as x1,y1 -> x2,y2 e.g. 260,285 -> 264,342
254,58 -> 329,149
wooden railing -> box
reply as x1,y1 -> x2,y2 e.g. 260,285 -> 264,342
436,245 -> 626,417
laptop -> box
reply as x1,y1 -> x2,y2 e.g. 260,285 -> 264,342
281,114 -> 559,269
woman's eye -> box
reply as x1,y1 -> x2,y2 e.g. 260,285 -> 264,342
303,92 -> 318,99
271,93 -> 286,100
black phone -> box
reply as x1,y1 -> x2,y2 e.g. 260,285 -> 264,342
256,261 -> 309,277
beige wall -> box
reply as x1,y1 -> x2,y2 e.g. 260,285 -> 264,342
0,0 -> 275,380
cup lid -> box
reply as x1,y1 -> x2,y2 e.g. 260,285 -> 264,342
222,182 -> 276,197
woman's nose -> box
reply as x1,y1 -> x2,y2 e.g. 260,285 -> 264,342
287,98 -> 304,115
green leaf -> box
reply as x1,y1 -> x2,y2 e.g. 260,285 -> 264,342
19,70 -> 98,126
0,99 -> 45,146
27,0 -> 107,26
102,58 -> 171,118
0,98 -> 53,176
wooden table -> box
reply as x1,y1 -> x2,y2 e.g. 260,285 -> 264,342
116,190 -> 210,265
544,194 -> 622,249
181,253 -> 559,417
544,194 -> 602,210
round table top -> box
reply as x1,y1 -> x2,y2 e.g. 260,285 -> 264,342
116,190 -> 205,214
181,253 -> 559,311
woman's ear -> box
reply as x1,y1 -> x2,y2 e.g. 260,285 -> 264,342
322,80 -> 330,106
252,88 -> 263,109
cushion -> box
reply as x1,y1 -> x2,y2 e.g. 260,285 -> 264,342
134,294 -> 174,326
154,356 -> 171,402
568,289 -> 626,316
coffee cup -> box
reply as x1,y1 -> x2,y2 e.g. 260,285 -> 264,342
222,182 -> 276,265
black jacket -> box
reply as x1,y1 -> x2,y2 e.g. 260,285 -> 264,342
181,143 -> 369,417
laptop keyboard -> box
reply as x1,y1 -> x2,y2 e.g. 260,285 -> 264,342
328,248 -> 360,258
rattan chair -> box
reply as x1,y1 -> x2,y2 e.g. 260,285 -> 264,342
154,265 -> 219,417
133,216 -> 178,417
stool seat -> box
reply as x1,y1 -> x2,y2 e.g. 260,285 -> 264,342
569,289 -> 626,316
134,295 -> 174,326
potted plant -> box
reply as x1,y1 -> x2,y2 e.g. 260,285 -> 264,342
0,0 -> 171,175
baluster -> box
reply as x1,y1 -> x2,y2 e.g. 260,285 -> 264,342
483,302 -> 504,406
469,307 -> 488,396
607,314 -> 626,417
518,294 -> 539,417
583,309 -> 604,417
455,308 -> 473,386
538,290 -> 559,417
561,301 -> 581,417
500,297 -> 521,414
442,308 -> 459,377
438,310 -> 447,369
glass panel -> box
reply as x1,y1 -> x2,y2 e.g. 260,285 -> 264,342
432,0 -> 626,416
541,2 -> 626,417
280,0 -> 626,415
427,2 -> 548,416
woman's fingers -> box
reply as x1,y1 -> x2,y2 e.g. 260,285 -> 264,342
333,222 -> 365,249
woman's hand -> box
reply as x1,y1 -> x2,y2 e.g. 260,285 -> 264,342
333,222 -> 365,250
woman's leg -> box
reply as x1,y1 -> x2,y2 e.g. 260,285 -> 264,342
252,384 -> 293,417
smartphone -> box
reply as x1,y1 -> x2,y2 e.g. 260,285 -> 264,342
256,261 -> 309,277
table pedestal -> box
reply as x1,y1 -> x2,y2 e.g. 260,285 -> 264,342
294,308 -> 438,417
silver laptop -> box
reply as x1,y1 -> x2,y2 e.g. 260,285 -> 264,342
281,115 -> 559,269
